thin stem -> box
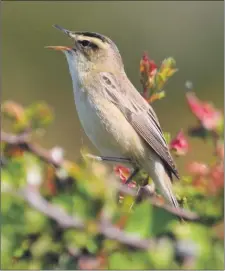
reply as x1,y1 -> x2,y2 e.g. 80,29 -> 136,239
125,167 -> 140,184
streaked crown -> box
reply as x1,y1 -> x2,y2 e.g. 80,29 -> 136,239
54,25 -> 124,72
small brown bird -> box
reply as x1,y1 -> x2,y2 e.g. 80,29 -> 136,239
47,25 -> 180,207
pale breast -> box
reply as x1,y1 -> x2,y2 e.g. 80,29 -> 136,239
65,53 -> 146,160
73,87 -> 146,160
73,89 -> 108,152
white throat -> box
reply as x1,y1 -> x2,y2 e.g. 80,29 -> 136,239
64,52 -> 81,92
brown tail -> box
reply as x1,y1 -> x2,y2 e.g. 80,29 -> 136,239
145,157 -> 179,208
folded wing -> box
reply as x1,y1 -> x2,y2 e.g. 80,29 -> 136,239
99,71 -> 179,180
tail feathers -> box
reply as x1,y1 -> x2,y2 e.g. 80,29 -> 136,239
146,158 -> 179,208
165,180 -> 179,208
157,171 -> 179,208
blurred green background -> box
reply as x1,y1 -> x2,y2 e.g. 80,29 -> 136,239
2,1 -> 224,174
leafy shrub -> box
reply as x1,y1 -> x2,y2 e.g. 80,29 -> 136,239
1,54 -> 224,269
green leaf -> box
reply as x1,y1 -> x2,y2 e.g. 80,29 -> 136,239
125,201 -> 176,238
149,206 -> 177,236
147,91 -> 166,103
147,238 -> 175,269
30,235 -> 56,258
3,157 -> 26,188
25,102 -> 54,129
125,201 -> 151,238
51,194 -> 74,214
216,117 -> 224,137
173,222 -> 212,267
163,132 -> 171,144
108,251 -> 151,269
108,252 -> 131,269
25,209 -> 47,234
1,101 -> 29,132
63,229 -> 89,249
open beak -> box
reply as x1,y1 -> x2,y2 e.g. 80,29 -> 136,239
45,25 -> 75,51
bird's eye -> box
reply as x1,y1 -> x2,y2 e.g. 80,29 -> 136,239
78,40 -> 98,50
78,40 -> 91,47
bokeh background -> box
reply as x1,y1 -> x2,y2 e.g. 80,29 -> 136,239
2,1 -> 224,174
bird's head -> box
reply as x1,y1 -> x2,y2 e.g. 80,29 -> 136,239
46,24 -> 124,74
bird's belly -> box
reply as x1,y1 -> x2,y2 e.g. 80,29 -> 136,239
74,90 -> 120,156
73,90 -> 145,159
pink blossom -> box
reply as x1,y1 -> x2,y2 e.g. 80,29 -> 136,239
170,130 -> 189,156
186,92 -> 223,131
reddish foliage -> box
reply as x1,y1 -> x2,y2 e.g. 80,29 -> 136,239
140,53 -> 158,77
208,163 -> 224,195
185,91 -> 224,195
6,145 -> 25,157
44,166 -> 57,196
78,254 -> 106,270
115,215 -> 129,229
170,130 -> 189,156
186,92 -> 223,131
140,53 -> 158,99
114,165 -> 136,188
114,165 -> 137,201
212,221 -> 224,240
114,165 -> 130,182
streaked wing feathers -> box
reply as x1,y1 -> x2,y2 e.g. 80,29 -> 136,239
99,72 -> 179,179
128,112 -> 179,179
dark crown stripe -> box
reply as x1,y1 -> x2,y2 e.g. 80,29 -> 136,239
77,32 -> 107,43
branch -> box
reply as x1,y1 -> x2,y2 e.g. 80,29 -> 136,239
5,185 -> 200,259
1,130 -> 200,221
17,185 -> 154,250
116,182 -> 199,221
21,186 -> 84,229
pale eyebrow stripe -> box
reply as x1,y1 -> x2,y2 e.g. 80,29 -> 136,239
77,36 -> 108,49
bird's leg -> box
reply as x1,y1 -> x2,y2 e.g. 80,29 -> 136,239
85,153 -> 131,164
85,153 -> 139,185
125,167 -> 140,184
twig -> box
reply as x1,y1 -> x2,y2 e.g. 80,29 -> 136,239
1,131 -> 62,167
1,131 -> 30,144
100,222 -> 153,249
21,186 -> 84,229
115,182 -> 199,221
